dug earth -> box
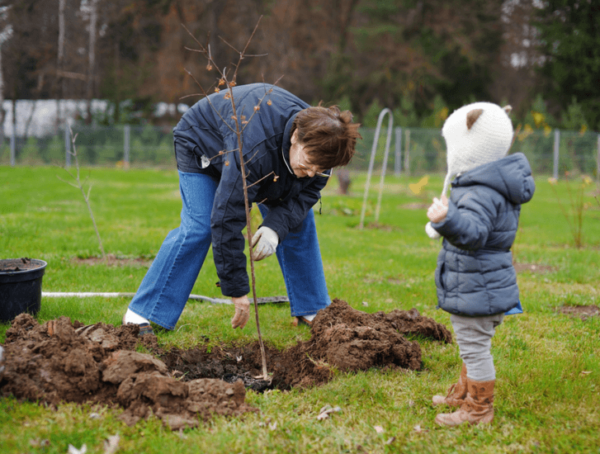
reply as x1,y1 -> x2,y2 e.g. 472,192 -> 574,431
0,299 -> 451,429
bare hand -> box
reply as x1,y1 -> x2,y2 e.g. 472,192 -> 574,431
231,295 -> 250,329
427,195 -> 449,223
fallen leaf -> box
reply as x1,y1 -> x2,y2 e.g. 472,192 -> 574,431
103,435 -> 120,454
269,422 -> 277,431
68,444 -> 87,454
413,424 -> 429,433
316,404 -> 342,421
236,355 -> 242,363
89,413 -> 100,420
581,371 -> 592,375
374,426 -> 384,434
385,437 -> 396,445
362,301 -> 369,307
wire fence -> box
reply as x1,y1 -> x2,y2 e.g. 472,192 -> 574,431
1,124 -> 599,178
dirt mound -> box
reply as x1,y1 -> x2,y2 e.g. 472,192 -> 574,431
0,299 -> 452,426
270,299 -> 452,388
557,304 -> 600,320
0,314 -> 256,430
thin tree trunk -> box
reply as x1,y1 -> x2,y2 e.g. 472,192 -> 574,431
86,0 -> 98,125
57,0 -> 66,129
0,42 -> 5,147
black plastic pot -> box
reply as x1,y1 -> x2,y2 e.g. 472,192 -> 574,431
0,259 -> 47,323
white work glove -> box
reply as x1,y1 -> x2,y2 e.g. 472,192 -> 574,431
251,226 -> 279,261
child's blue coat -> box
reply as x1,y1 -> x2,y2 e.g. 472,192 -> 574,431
432,153 -> 535,316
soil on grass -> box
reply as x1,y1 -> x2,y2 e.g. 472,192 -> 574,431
556,305 -> 600,320
513,262 -> 556,274
0,314 -> 256,430
72,254 -> 153,267
0,299 -> 451,428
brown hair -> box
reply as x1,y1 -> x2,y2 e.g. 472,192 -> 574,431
292,105 -> 361,168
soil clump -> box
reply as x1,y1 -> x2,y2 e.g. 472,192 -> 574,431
270,298 -> 452,388
0,299 -> 452,427
0,314 -> 256,430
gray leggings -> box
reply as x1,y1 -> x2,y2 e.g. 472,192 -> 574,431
450,313 -> 504,382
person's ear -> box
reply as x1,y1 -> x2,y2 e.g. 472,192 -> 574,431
291,129 -> 298,144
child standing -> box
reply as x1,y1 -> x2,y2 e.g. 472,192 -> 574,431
425,102 -> 535,426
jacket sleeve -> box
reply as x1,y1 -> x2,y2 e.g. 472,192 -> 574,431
210,136 -> 263,298
260,175 -> 328,241
431,187 -> 500,251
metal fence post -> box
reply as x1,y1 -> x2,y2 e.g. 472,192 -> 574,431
394,127 -> 402,176
404,128 -> 410,176
10,122 -> 15,167
124,124 -> 130,168
553,129 -> 560,180
65,124 -> 71,167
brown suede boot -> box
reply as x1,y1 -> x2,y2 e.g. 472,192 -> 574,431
432,363 -> 468,407
434,378 -> 495,427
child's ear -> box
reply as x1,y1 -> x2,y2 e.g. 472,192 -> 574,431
466,109 -> 483,130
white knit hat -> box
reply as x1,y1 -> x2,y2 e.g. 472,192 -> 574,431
426,102 -> 513,239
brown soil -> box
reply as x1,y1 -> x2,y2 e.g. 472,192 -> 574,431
270,299 -> 451,388
556,305 -> 600,320
0,314 -> 256,430
72,254 -> 153,267
0,257 -> 38,272
513,263 -> 556,274
0,299 -> 451,428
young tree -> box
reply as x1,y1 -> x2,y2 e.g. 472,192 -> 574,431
182,18 -> 278,379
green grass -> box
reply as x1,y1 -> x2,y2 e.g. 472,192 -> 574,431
1,165 -> 599,453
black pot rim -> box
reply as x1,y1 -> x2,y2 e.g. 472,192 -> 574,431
0,259 -> 48,284
0,258 -> 47,274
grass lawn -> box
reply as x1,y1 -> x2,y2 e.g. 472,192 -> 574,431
0,165 -> 599,453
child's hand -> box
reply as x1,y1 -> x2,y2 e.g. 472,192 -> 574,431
427,195 -> 448,223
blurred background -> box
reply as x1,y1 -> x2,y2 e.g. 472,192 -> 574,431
0,0 -> 598,176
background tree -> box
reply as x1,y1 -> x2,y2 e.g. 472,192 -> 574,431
535,0 -> 600,130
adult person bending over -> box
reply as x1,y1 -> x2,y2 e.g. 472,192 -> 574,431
123,84 -> 360,334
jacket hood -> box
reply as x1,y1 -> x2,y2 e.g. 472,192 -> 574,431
453,152 -> 535,204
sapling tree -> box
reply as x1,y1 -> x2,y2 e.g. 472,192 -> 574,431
57,128 -> 106,262
182,17 -> 281,379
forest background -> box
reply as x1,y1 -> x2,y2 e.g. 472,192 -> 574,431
0,0 -> 598,133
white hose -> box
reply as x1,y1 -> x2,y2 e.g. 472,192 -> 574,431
41,292 -> 289,305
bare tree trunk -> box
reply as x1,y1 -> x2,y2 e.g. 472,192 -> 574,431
86,0 -> 98,125
57,0 -> 66,129
23,101 -> 36,139
0,42 -> 5,147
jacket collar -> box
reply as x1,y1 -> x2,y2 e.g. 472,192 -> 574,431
281,112 -> 298,176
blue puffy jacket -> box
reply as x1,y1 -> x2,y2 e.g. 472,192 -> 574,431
173,84 -> 329,297
431,153 -> 535,316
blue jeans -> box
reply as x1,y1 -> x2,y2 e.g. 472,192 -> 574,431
128,171 -> 330,330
